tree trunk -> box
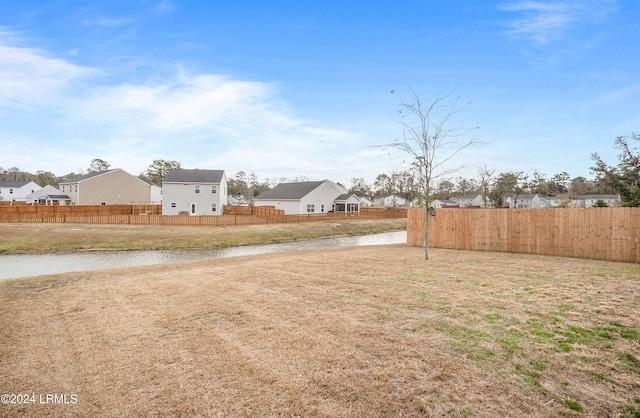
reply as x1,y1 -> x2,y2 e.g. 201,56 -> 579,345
423,208 -> 430,260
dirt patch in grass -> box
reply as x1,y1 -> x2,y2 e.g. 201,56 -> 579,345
1,246 -> 639,417
0,218 -> 406,253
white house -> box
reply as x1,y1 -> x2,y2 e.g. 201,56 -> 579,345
431,198 -> 459,209
573,194 -> 622,207
358,196 -> 374,207
162,169 -> 227,216
253,180 -> 359,215
383,195 -> 410,208
0,181 -> 40,203
510,194 -> 561,208
451,194 -> 484,208
25,185 -> 59,204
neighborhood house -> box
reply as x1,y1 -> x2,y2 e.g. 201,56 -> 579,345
0,181 -> 40,202
253,180 -> 360,215
162,169 -> 227,216
57,169 -> 156,206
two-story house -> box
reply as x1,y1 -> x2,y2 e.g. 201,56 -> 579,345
0,181 -> 40,203
57,169 -> 153,205
162,169 -> 228,216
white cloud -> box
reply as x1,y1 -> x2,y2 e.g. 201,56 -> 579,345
0,34 -> 373,182
498,0 -> 618,44
0,33 -> 96,109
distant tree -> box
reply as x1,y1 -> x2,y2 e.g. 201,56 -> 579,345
380,87 -> 481,260
142,159 -> 181,185
5,167 -> 23,181
489,171 -> 528,208
529,171 -> 550,195
550,172 -> 571,196
477,165 -> 495,208
249,171 -> 270,197
434,178 -> 455,199
58,171 -> 84,182
349,177 -> 372,197
36,170 -> 57,186
453,176 -> 479,196
373,173 -> 392,196
88,158 -> 110,173
228,171 -> 250,197
593,199 -> 609,207
591,133 -> 640,207
568,176 -> 595,196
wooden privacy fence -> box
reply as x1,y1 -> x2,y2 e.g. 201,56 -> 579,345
0,206 -> 407,226
407,207 -> 640,263
0,204 -> 162,216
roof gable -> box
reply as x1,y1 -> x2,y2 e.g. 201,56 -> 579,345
163,169 -> 225,184
335,193 -> 360,202
59,169 -> 118,184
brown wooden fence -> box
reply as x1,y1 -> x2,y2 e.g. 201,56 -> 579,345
407,208 -> 640,263
0,204 -> 162,216
0,205 -> 406,226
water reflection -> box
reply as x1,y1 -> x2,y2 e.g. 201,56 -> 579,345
0,231 -> 406,280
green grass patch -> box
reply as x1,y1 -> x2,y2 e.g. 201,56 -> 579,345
563,399 -> 583,412
620,352 -> 640,370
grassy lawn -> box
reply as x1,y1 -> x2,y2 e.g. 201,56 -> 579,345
0,218 -> 407,253
1,244 -> 639,417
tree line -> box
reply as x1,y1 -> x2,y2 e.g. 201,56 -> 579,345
1,133 -> 638,207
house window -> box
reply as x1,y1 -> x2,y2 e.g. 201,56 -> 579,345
195,185 -> 200,194
212,203 -> 217,212
321,204 -> 324,212
100,201 -> 107,205
10,189 -> 13,194
171,202 -> 177,208
62,186 -> 65,193
211,185 -> 217,194
307,204 -> 315,213
75,185 -> 78,192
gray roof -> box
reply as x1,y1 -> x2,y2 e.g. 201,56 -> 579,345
59,169 -> 117,184
163,169 -> 225,184
254,181 -> 325,200
577,194 -> 620,200
335,193 -> 359,202
0,181 -> 31,187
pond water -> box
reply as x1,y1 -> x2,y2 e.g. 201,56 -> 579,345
0,231 -> 406,280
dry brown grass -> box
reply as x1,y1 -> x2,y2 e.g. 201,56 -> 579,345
0,219 -> 406,253
1,246 -> 640,417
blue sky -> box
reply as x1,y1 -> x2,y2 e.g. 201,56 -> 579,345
1,0 -> 638,185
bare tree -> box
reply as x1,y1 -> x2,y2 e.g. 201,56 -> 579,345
477,165 -> 495,208
381,87 -> 481,260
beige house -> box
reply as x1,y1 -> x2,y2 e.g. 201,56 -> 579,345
57,169 -> 155,205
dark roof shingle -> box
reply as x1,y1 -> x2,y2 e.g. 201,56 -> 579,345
254,181 -> 325,200
163,169 -> 225,184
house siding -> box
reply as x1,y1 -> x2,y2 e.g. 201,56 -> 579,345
253,180 -> 349,215
252,199 -> 301,214
162,174 -> 227,216
58,169 -> 152,205
0,181 -> 40,202
299,181 -> 346,213
254,181 -> 347,215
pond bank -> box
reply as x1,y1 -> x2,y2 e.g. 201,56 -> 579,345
0,231 -> 406,280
